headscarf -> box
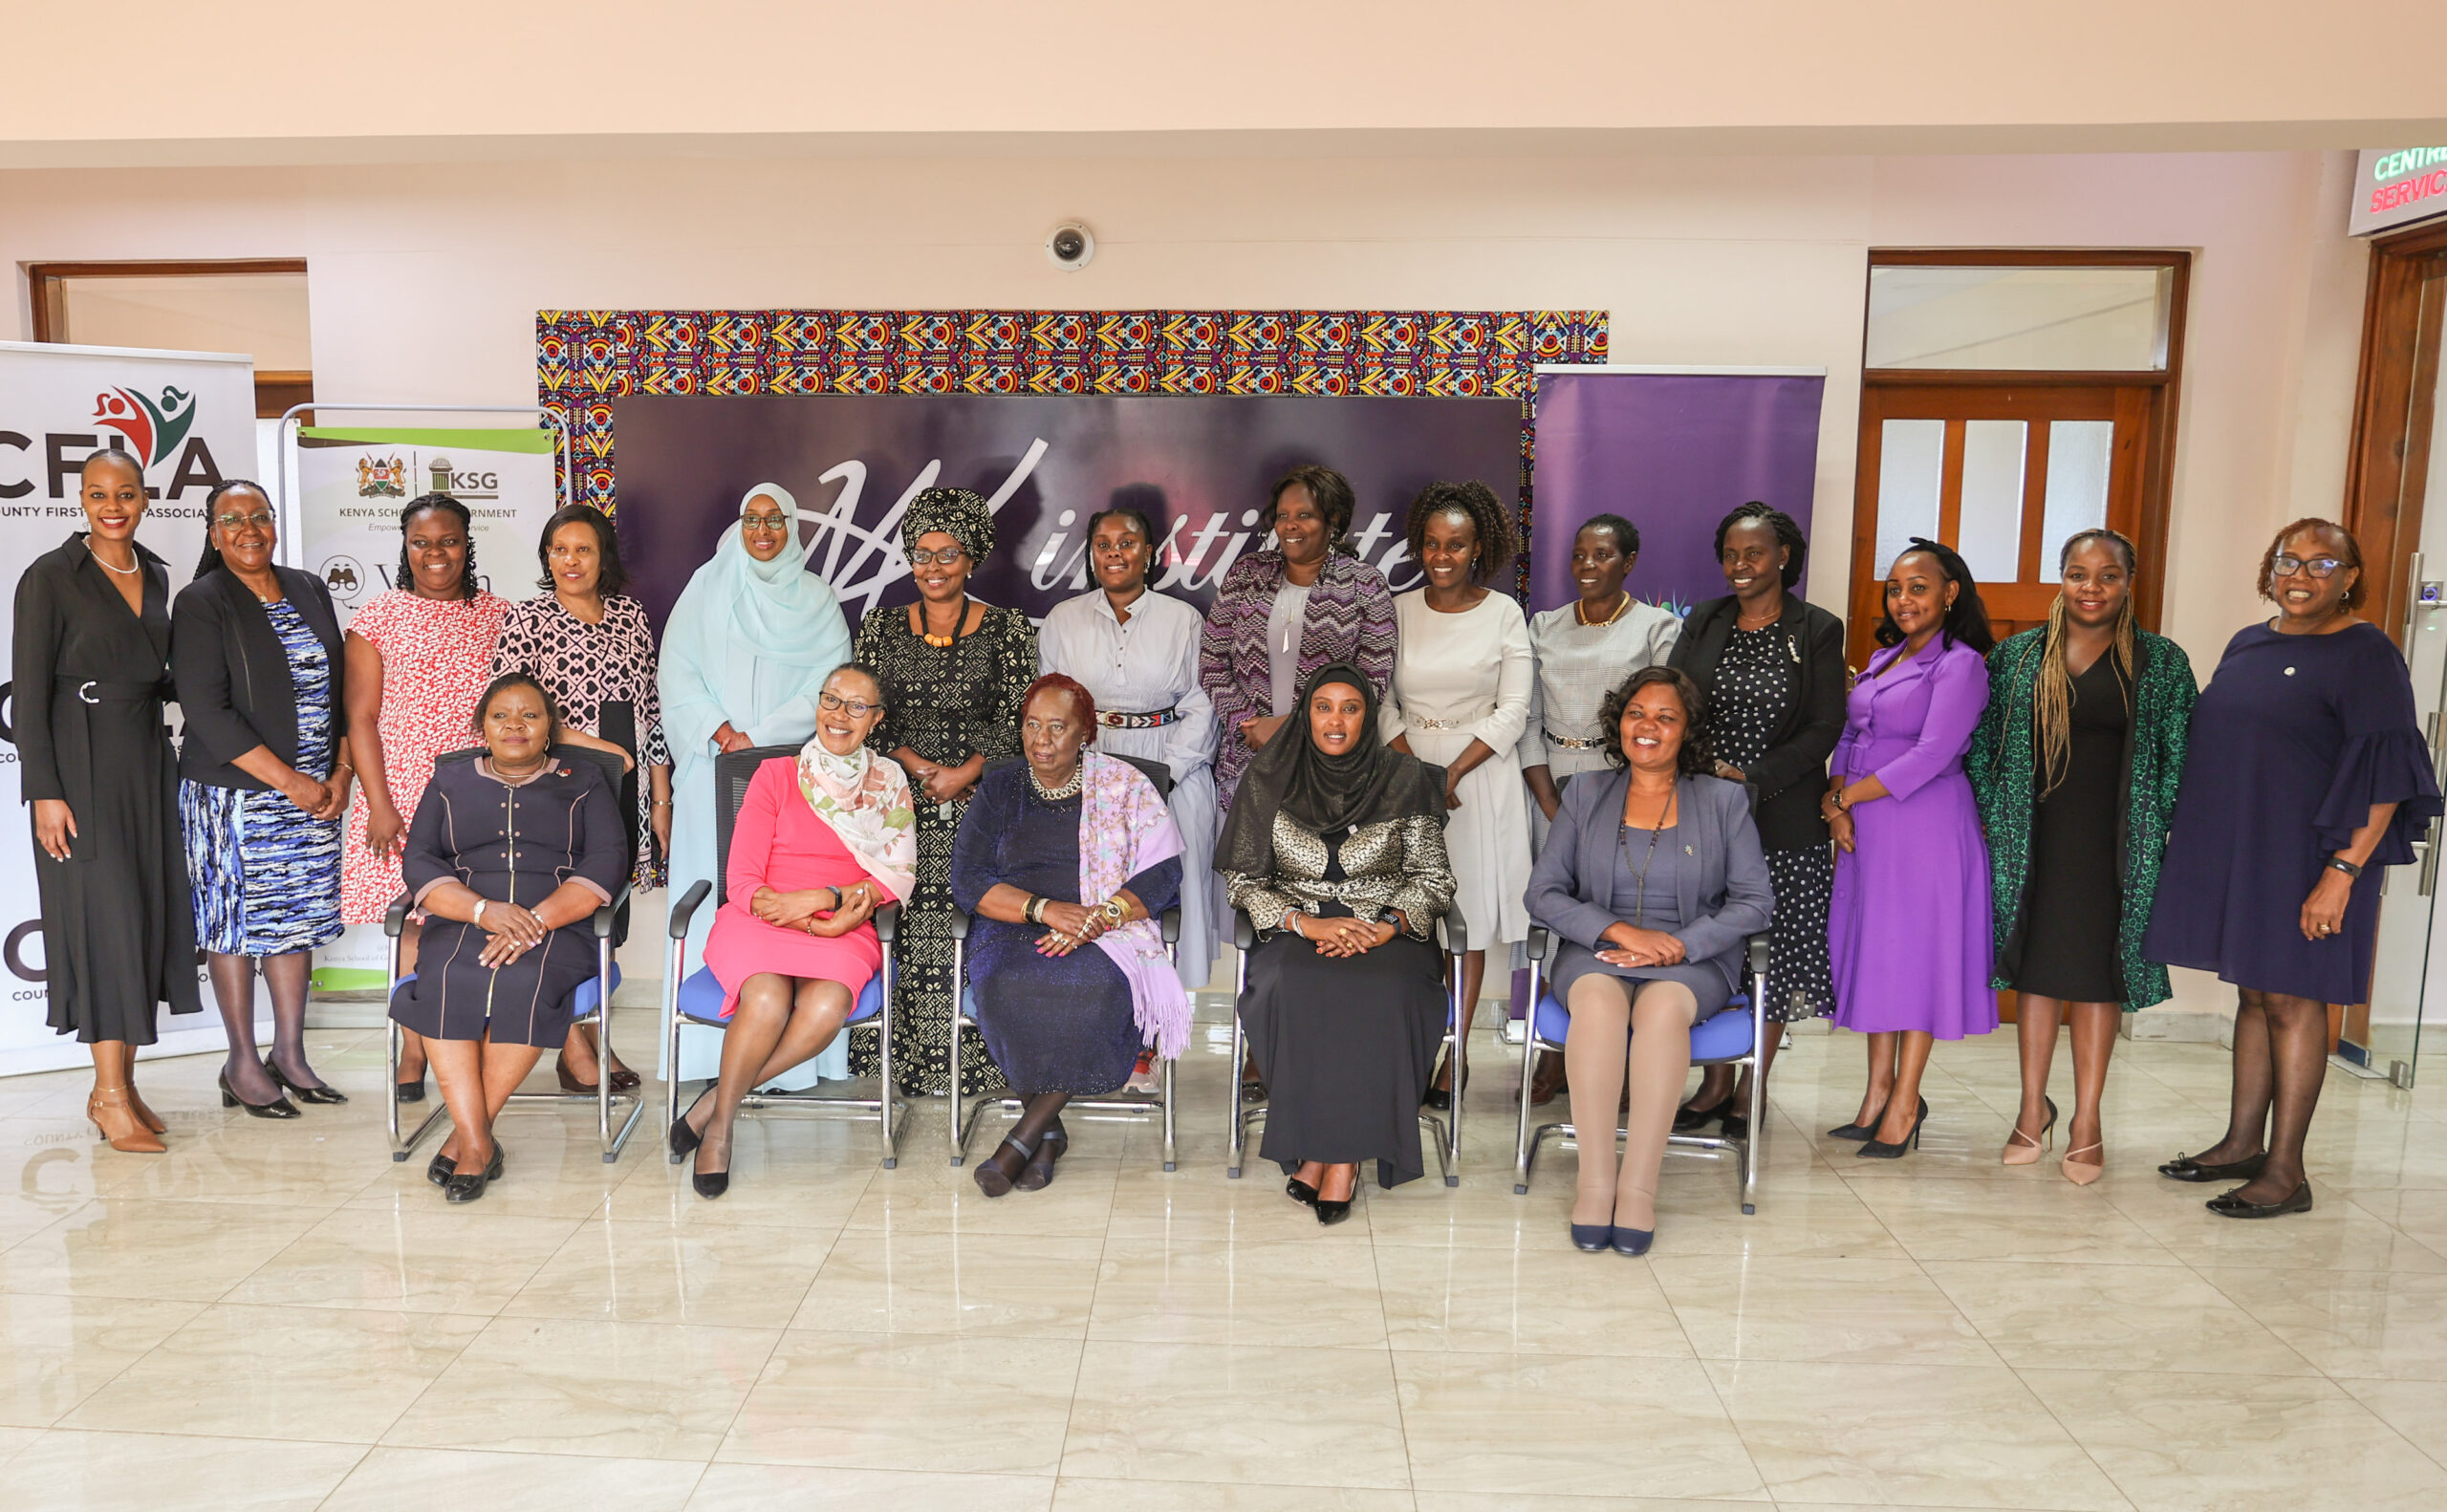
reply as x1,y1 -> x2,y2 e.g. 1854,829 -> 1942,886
796,734 -> 919,904
1217,660 -> 1445,877
900,486 -> 996,562
669,484 -> 849,677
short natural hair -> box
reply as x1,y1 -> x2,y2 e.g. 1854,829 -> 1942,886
1597,666 -> 1713,776
1021,672 -> 1097,741
1578,512 -> 1640,559
1268,465 -> 1357,552
470,671 -> 562,740
2257,516 -> 2366,611
533,503 -> 630,597
1404,480 -> 1518,585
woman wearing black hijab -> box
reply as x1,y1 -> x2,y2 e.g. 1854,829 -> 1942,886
1222,662 -> 1457,1220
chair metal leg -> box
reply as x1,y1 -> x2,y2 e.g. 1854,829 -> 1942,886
663,926 -> 685,1164
877,951 -> 899,1169
1742,962 -> 1768,1216
1160,1051 -> 1178,1172
385,926 -> 446,1161
1513,954 -> 1542,1193
948,930 -> 967,1167
1443,943 -> 1464,1187
1226,945 -> 1249,1179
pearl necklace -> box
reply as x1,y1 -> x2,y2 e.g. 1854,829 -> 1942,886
1028,763 -> 1084,802
88,542 -> 141,575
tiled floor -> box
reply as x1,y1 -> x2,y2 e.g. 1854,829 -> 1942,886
2,1006 -> 2444,1510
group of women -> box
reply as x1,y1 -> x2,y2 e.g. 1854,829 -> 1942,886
20,445 -> 2436,1237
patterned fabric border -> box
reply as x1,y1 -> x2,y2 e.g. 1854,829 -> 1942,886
535,309 -> 1609,594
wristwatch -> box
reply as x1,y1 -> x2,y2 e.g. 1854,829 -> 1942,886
472,898 -> 487,924
2327,857 -> 2364,880
1098,897 -> 1127,926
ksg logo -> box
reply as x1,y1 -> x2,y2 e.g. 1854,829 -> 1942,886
426,455 -> 499,500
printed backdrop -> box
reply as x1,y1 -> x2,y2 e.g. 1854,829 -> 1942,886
536,309 -> 1610,600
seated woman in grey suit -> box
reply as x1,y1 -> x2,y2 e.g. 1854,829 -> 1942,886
1527,665 -> 1771,1257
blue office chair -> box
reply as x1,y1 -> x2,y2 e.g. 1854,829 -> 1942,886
947,752 -> 1183,1171
384,743 -> 644,1165
1513,926 -> 1773,1214
661,744 -> 907,1167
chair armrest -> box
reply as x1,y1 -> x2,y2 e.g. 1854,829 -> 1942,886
948,912 -> 970,942
1439,911 -> 1467,957
382,892 -> 411,939
1525,925 -> 1549,961
1233,908 -> 1256,951
1159,904 -> 1180,945
593,883 -> 632,940
1745,930 -> 1772,977
874,901 -> 899,945
667,878 -> 712,939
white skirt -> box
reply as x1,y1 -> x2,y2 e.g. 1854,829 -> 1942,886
1405,728 -> 1531,950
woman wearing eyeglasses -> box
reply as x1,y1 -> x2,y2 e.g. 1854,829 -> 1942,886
854,487 -> 1039,1095
171,479 -> 351,1117
660,484 -> 855,1092
2143,519 -> 2440,1218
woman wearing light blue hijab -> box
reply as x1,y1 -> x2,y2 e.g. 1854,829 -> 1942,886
659,483 -> 854,1085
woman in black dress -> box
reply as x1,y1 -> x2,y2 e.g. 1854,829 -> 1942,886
1666,503 -> 1845,1135
14,449 -> 202,1153
391,672 -> 629,1201
854,487 -> 1039,1094
1970,529 -> 2197,1182
950,675 -> 1186,1196
2142,520 -> 2440,1218
1223,663 -> 1456,1220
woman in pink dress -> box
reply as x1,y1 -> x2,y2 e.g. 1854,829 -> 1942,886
667,664 -> 917,1199
342,494 -> 510,1097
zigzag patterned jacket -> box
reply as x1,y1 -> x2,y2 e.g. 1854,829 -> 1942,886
1198,549 -> 1397,813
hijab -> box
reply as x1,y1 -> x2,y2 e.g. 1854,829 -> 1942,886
796,732 -> 918,904
662,484 -> 853,745
1217,660 -> 1445,877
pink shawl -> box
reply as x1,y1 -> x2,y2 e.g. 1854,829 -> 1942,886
1077,751 -> 1192,1059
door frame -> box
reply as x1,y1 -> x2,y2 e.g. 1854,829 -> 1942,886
1852,249 -> 2191,638
2340,218 -> 2447,648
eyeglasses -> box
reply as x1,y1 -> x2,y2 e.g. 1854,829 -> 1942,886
907,548 -> 968,567
2272,554 -> 2347,579
740,513 -> 790,530
816,692 -> 880,718
213,510 -> 275,530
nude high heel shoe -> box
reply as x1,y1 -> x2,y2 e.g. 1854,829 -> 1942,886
88,1086 -> 166,1154
125,1085 -> 167,1134
2002,1096 -> 2057,1167
2063,1140 -> 2104,1185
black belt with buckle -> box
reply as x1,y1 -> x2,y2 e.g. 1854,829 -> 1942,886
1098,707 -> 1180,730
57,675 -> 169,704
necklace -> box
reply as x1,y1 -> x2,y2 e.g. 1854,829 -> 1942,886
88,542 -> 140,575
1617,788 -> 1678,927
1736,599 -> 1781,631
921,597 -> 969,649
1577,592 -> 1630,628
1028,762 -> 1084,802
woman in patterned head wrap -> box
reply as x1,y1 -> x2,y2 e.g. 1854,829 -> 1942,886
851,486 -> 1040,1094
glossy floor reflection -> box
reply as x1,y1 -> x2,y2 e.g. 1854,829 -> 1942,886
1,1007 -> 2444,1510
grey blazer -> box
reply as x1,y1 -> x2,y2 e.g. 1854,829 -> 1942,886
1526,768 -> 1773,999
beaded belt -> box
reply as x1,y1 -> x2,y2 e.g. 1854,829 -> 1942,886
1098,706 -> 1180,730
1543,728 -> 1604,750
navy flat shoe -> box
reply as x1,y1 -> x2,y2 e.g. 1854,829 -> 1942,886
1611,1226 -> 1655,1257
1570,1222 -> 1612,1252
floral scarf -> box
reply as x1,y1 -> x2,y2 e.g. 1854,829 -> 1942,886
1077,750 -> 1192,1059
797,739 -> 918,903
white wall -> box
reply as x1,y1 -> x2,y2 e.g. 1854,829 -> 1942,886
1,144 -> 2371,1013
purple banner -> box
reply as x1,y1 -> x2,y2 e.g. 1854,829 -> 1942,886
613,394 -> 1526,634
1528,370 -> 1826,616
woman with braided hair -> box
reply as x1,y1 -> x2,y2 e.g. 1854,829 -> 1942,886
1970,529 -> 2195,1182
341,493 -> 509,1100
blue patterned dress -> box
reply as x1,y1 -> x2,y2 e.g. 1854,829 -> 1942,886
180,597 -> 344,956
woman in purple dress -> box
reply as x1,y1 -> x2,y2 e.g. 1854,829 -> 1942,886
2143,519 -> 2440,1219
1823,538 -> 1996,1157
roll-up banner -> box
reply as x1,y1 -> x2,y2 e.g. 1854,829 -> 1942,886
1528,366 -> 1829,614
0,340 -> 258,1075
291,425 -> 561,988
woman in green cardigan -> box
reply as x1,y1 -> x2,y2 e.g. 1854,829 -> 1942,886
1970,529 -> 2196,1183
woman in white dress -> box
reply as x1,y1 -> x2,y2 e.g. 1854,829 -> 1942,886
1516,513 -> 1682,1102
1385,482 -> 1532,1111
1039,502 -> 1222,1004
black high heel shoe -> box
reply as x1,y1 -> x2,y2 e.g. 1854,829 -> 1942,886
1856,1097 -> 1930,1159
220,1069 -> 300,1120
2159,1151 -> 2268,1183
264,1058 -> 346,1106
1287,1175 -> 1319,1206
1422,1055 -> 1469,1112
1313,1166 -> 1356,1226
396,1064 -> 426,1104
668,1087 -> 714,1164
1674,1095 -> 1732,1133
1828,1100 -> 1892,1141
691,1157 -> 729,1201
444,1142 -> 504,1203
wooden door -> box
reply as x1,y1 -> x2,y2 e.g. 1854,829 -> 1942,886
1848,381 -> 2158,667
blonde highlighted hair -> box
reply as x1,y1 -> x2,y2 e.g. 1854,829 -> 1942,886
2034,529 -> 2139,797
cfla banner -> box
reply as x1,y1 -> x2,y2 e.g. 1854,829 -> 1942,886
1527,366 -> 1828,616
0,340 -> 257,1076
611,393 -> 1527,636
293,426 -> 561,630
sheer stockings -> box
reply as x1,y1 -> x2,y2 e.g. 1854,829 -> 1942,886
691,973 -> 854,1179
2191,988 -> 2327,1203
1563,975 -> 1700,1231
981,1093 -> 1072,1186
206,950 -> 320,1105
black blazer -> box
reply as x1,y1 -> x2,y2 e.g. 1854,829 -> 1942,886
171,565 -> 347,790
1668,593 -> 1846,853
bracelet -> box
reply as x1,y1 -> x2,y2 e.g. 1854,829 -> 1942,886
471,898 -> 487,925
1287,913 -> 1307,940
2327,857 -> 2364,880
1025,895 -> 1048,925
651,799 -> 671,808
1098,896 -> 1127,926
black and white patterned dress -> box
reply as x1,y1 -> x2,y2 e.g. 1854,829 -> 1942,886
1708,625 -> 1835,1022
489,594 -> 671,891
